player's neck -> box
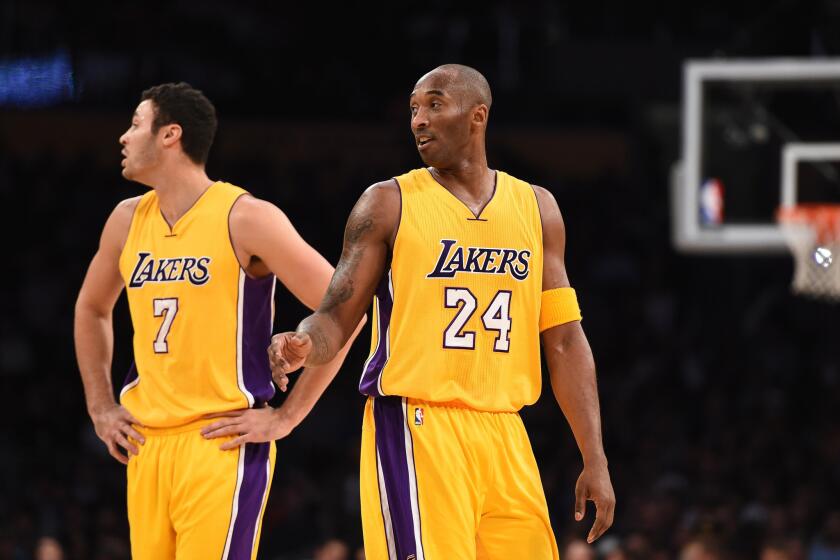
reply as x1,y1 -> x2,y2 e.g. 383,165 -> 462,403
152,165 -> 214,226
430,154 -> 492,196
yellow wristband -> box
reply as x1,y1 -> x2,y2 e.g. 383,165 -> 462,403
539,287 -> 582,332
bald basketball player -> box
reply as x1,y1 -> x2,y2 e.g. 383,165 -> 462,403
75,82 -> 361,560
268,65 -> 615,559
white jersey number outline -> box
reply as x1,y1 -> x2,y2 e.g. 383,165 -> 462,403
152,298 -> 179,353
443,288 -> 511,352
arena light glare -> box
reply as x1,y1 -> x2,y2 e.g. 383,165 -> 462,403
0,51 -> 75,107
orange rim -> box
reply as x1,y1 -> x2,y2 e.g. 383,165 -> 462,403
778,204 -> 840,245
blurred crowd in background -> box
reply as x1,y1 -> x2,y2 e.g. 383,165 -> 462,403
2,1 -> 840,559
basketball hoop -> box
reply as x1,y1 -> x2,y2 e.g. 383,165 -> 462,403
777,204 -> 840,301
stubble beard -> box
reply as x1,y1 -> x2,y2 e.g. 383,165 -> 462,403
124,138 -> 160,184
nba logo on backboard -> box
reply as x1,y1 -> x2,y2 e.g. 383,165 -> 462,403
699,178 -> 724,225
414,407 -> 424,426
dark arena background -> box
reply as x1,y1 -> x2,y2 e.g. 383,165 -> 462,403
2,2 -> 840,559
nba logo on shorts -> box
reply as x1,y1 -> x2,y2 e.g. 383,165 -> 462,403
414,407 -> 424,426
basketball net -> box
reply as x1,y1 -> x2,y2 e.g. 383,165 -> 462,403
777,204 -> 840,301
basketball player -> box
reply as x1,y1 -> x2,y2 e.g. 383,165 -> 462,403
74,82 -> 360,560
267,65 -> 615,559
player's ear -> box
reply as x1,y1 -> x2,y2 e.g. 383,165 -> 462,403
160,124 -> 182,147
472,104 -> 489,128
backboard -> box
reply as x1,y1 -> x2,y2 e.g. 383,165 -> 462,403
673,59 -> 840,253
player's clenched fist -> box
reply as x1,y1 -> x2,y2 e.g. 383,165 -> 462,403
268,331 -> 313,389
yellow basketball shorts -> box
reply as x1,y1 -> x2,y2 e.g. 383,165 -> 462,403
360,396 -> 559,560
126,419 -> 276,560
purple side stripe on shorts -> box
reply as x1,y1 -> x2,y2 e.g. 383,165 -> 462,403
359,271 -> 394,397
225,441 -> 271,560
374,396 -> 423,559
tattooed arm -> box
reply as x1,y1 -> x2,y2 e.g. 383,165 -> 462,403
200,192 -> 370,450
269,180 -> 400,373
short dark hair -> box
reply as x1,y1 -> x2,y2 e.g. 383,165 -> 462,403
140,82 -> 217,165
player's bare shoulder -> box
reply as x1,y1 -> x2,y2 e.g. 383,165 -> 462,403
366,178 -> 400,196
227,193 -> 292,268
530,185 -> 563,220
112,195 -> 143,225
101,196 -> 143,254
530,184 -> 566,236
528,184 -> 568,268
351,179 -> 401,248
228,193 -> 294,239
116,195 -> 143,212
360,178 -> 401,213
229,192 -> 278,223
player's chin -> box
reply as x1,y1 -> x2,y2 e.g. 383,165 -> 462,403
121,166 -> 143,182
416,147 -> 442,167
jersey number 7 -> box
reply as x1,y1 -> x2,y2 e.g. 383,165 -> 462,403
153,298 -> 179,353
443,288 -> 511,352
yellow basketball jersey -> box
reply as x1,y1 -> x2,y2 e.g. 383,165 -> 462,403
360,168 -> 544,412
118,182 -> 276,428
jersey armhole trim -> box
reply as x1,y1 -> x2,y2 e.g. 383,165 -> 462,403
528,184 -> 545,248
528,184 -> 546,293
389,177 -> 404,253
227,191 -> 258,276
117,195 -> 146,275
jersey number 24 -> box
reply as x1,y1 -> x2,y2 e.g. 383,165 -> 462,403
443,288 -> 511,352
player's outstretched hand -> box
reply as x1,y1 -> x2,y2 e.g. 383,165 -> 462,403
268,331 -> 312,390
91,404 -> 145,465
201,406 -> 295,450
574,460 -> 615,543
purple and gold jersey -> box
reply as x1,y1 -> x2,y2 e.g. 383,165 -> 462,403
118,182 -> 275,428
360,168 -> 544,412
